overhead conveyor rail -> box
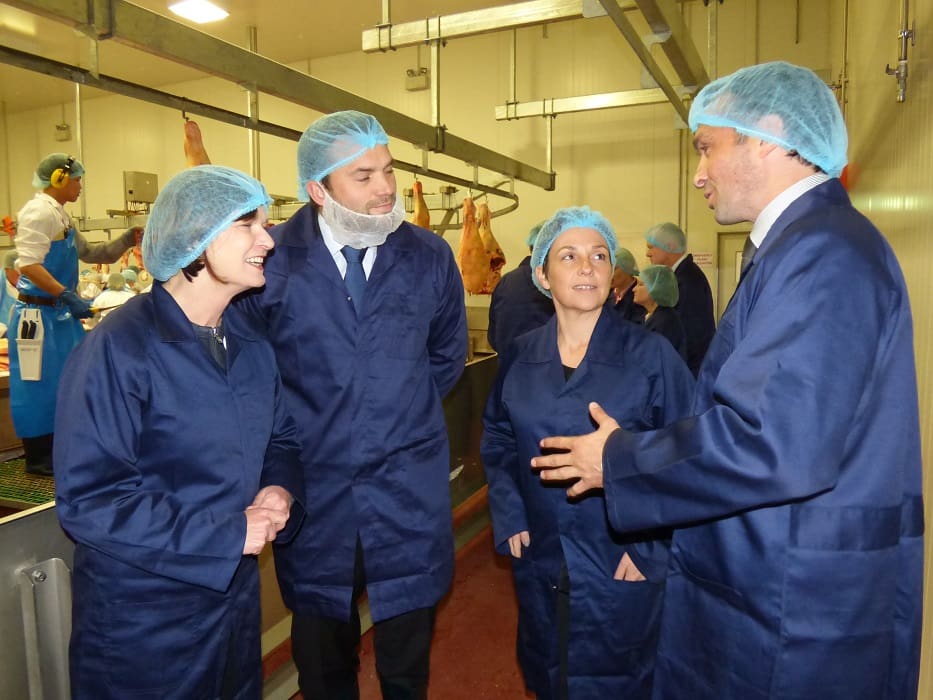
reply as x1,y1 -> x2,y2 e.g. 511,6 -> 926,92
364,0 -> 709,125
3,0 -> 555,191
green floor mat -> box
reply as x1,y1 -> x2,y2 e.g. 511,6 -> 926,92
0,457 -> 55,509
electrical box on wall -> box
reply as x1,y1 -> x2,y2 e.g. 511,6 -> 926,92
406,67 -> 429,91
123,171 -> 159,204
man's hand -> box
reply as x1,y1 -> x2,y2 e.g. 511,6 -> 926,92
508,530 -> 530,559
59,290 -> 94,319
532,402 -> 620,497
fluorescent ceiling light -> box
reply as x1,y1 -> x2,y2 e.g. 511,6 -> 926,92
0,7 -> 38,37
168,0 -> 229,24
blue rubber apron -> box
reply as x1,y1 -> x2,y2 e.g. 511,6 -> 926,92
8,227 -> 85,438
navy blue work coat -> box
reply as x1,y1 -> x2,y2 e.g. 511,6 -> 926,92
602,180 -> 924,699
612,282 -> 646,324
643,306 -> 687,361
673,253 -> 715,376
487,255 -> 554,360
54,283 -> 304,700
482,308 -> 695,699
238,206 -> 467,623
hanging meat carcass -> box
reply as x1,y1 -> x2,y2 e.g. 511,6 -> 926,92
456,198 -> 488,294
476,202 -> 506,293
410,180 -> 431,229
183,120 -> 211,167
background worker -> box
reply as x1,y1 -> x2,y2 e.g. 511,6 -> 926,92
9,153 -> 140,476
633,264 -> 687,360
644,221 -> 714,376
610,246 -> 644,322
534,61 -> 923,699
487,221 -> 554,361
239,110 -> 467,700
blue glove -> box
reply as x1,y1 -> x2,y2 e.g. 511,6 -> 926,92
59,290 -> 94,319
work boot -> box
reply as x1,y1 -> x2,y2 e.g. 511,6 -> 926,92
22,434 -> 54,477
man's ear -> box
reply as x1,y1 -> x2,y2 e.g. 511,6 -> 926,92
754,114 -> 785,159
306,181 -> 326,207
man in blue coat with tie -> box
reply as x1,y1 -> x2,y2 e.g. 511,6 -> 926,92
533,61 -> 924,699
644,221 -> 714,376
238,111 -> 467,700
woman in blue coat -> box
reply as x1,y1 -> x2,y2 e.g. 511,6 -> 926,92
55,166 -> 304,700
634,264 -> 688,361
482,207 -> 694,699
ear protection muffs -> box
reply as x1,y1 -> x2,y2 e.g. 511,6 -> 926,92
50,156 -> 75,189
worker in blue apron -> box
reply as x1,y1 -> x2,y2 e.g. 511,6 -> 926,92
9,153 -> 139,476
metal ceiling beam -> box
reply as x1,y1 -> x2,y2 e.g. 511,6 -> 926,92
0,45 -> 304,142
0,45 -> 520,205
495,87 -> 673,119
596,0 -> 689,123
634,0 -> 708,88
362,0 -> 637,52
5,0 -> 554,190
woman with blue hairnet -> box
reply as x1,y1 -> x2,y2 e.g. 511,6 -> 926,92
481,206 -> 694,699
633,264 -> 687,360
9,153 -> 141,476
54,165 -> 304,700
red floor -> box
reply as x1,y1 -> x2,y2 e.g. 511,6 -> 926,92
294,526 -> 530,699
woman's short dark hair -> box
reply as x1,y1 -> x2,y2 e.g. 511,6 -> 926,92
181,209 -> 258,281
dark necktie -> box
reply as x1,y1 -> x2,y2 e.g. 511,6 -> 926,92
741,236 -> 758,274
341,246 -> 367,314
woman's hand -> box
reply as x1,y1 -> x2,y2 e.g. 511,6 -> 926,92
613,552 -> 646,581
242,508 -> 280,555
508,530 -> 531,558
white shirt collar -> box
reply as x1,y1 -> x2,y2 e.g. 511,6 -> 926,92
671,252 -> 688,271
317,211 -> 377,278
750,173 -> 830,248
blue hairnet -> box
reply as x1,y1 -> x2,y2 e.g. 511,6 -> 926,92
531,206 -> 618,298
32,153 -> 85,188
688,61 -> 847,177
614,247 -> 639,276
143,165 -> 271,281
296,110 -> 390,200
640,264 -> 679,307
106,272 -> 126,291
121,268 -> 138,283
645,222 -> 686,253
525,221 -> 546,248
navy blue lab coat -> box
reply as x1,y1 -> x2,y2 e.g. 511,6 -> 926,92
613,282 -> 645,323
55,283 -> 304,700
238,206 -> 467,623
643,306 -> 687,361
482,309 -> 695,699
673,253 -> 715,376
487,255 -> 554,361
601,180 -> 924,699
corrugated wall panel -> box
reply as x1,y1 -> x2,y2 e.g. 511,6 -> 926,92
842,1 -> 933,696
